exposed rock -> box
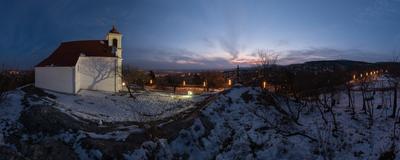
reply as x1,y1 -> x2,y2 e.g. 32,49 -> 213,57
18,138 -> 78,160
80,133 -> 148,160
19,105 -> 85,135
0,146 -> 25,160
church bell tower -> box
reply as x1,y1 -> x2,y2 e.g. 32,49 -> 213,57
106,26 -> 123,92
106,25 -> 122,58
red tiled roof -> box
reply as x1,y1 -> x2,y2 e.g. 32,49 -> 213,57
36,40 -> 116,67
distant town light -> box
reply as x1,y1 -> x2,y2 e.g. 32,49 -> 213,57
150,79 -> 153,84
188,91 -> 193,95
360,74 -> 363,78
353,75 -> 356,80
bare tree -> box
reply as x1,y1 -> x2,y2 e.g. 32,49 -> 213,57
317,88 -> 339,133
255,49 -> 279,84
0,66 -> 16,103
345,82 -> 355,116
359,75 -> 370,113
256,49 -> 279,67
123,65 -> 150,97
358,74 -> 375,127
384,52 -> 400,118
378,80 -> 390,119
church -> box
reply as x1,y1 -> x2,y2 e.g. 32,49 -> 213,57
35,26 -> 123,94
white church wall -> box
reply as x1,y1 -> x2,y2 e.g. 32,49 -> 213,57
74,66 -> 80,93
35,67 -> 75,94
77,56 -> 119,92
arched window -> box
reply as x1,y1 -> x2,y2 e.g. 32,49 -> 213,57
112,39 -> 118,48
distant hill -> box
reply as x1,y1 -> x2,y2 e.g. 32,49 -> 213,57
285,59 -> 400,72
290,59 -> 368,67
155,60 -> 400,73
304,59 -> 369,65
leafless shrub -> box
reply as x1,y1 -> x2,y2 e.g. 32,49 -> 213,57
0,83 -> 8,103
345,82 -> 355,116
318,89 -> 339,133
250,93 -> 317,143
315,121 -> 336,160
385,52 -> 400,118
0,71 -> 11,103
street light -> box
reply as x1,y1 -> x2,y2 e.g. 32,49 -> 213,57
183,80 -> 186,86
228,79 -> 232,86
263,81 -> 267,89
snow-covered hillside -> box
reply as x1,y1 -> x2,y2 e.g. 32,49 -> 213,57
0,86 -> 217,159
124,86 -> 400,160
0,85 -> 399,159
0,91 -> 23,145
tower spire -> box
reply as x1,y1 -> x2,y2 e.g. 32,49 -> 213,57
109,25 -> 120,34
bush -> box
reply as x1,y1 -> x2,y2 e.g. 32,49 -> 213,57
0,75 -> 11,102
0,69 -> 35,103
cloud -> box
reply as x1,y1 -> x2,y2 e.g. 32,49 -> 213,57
128,47 -> 394,69
219,37 -> 240,59
231,58 -> 259,65
217,4 -> 245,60
124,47 -> 233,70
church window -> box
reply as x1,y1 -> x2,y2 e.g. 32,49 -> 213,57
112,39 -> 118,48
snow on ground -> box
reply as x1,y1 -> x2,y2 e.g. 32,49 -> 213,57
48,90 -> 206,122
1,78 -> 400,159
125,87 -> 312,159
124,85 -> 400,160
0,91 -> 23,145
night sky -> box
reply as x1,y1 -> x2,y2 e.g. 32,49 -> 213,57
1,0 -> 400,70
